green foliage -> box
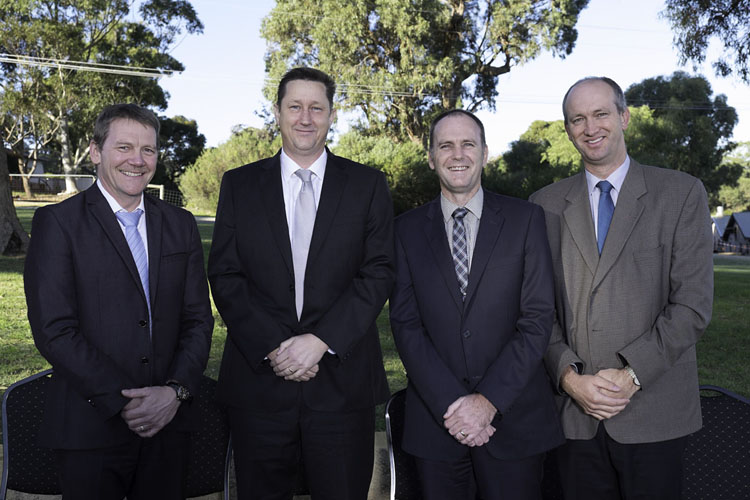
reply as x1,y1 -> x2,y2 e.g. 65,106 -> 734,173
717,142 -> 750,212
662,0 -> 750,84
624,72 -> 740,202
484,119 -> 580,199
0,0 -> 203,180
154,115 -> 206,190
261,0 -> 589,143
179,127 -> 281,213
333,131 -> 438,214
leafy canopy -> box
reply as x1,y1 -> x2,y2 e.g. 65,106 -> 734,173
662,0 -> 750,84
261,0 -> 589,143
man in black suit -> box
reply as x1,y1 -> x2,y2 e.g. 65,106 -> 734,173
389,109 -> 563,499
208,67 -> 394,500
24,104 -> 214,500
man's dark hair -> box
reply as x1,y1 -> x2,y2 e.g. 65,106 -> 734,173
276,67 -> 336,108
92,104 -> 160,149
562,76 -> 628,123
428,109 -> 487,152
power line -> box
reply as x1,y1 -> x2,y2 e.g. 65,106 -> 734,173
0,54 -> 179,78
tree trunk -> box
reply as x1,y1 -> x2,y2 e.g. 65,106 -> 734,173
0,150 -> 31,255
59,115 -> 79,194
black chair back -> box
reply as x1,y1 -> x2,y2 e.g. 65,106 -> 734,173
683,385 -> 750,500
0,369 -> 59,499
385,389 -> 422,500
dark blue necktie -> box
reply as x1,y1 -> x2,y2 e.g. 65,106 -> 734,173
597,181 -> 614,255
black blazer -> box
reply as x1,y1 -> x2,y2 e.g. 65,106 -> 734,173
390,191 -> 564,460
24,185 -> 214,449
208,150 -> 394,412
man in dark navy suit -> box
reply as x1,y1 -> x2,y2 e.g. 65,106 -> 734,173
24,103 -> 214,499
390,109 -> 563,500
208,68 -> 394,500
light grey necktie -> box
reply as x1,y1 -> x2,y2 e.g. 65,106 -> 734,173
292,169 -> 316,319
115,209 -> 151,322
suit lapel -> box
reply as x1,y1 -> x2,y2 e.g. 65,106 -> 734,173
592,161 -> 646,290
424,198 -> 464,311
259,155 -> 294,274
307,152 -> 347,266
563,173 -> 598,276
85,186 -> 148,303
464,194 -> 504,308
144,195 -> 162,306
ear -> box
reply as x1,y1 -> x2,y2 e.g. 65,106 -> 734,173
482,144 -> 489,166
273,104 -> 280,124
620,107 -> 630,130
89,140 -> 101,164
428,153 -> 436,171
329,108 -> 337,127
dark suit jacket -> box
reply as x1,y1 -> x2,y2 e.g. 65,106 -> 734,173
530,159 -> 714,443
389,190 -> 564,461
208,150 -> 393,412
24,184 -> 214,450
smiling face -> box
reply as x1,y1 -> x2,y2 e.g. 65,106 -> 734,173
429,113 -> 488,205
564,79 -> 630,178
90,118 -> 157,211
274,79 -> 336,167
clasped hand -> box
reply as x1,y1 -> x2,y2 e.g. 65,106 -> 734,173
443,394 -> 497,447
561,366 -> 639,421
120,386 -> 180,438
268,333 -> 328,382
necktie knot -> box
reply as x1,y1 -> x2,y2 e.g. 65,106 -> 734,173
597,180 -> 613,195
452,207 -> 468,221
116,209 -> 143,227
295,168 -> 313,184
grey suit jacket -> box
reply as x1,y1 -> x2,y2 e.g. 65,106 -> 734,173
530,159 -> 713,444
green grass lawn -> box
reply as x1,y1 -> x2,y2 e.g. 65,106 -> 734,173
1,208 -> 746,436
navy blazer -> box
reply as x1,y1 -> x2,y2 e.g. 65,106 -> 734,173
208,150 -> 394,412
390,190 -> 564,460
24,185 -> 214,449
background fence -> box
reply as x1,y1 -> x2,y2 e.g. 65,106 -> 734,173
10,173 -> 184,207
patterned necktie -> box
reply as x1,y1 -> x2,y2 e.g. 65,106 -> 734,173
597,180 -> 615,255
292,169 -> 316,319
115,209 -> 150,312
452,207 -> 470,300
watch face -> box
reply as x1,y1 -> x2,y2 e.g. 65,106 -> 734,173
177,386 -> 190,401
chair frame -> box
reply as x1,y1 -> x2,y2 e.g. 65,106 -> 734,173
1,369 -> 233,500
1,368 -> 54,500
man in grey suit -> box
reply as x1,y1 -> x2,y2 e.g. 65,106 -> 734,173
530,76 -> 713,499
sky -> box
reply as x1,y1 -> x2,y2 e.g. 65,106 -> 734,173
158,0 -> 750,158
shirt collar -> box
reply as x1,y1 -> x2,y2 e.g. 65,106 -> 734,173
440,187 -> 484,223
280,148 -> 328,181
96,180 -> 145,214
585,155 -> 631,196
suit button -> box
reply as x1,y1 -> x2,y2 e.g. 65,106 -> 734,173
289,284 -> 295,292
141,357 -> 149,364
87,399 -> 95,407
463,330 -> 471,339
138,320 -> 147,327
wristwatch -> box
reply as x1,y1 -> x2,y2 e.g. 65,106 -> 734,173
624,366 -> 641,387
166,381 -> 192,402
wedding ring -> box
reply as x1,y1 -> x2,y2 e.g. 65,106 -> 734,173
138,425 -> 145,432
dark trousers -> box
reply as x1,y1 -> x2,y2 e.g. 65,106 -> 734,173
228,404 -> 375,500
556,423 -> 687,500
414,447 -> 544,500
55,430 -> 190,500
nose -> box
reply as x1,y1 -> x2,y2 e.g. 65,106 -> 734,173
583,119 -> 597,136
129,150 -> 146,166
299,108 -> 312,124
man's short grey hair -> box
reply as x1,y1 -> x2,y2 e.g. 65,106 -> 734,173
562,76 -> 628,122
